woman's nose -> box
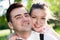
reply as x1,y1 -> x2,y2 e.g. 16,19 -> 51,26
36,19 -> 40,24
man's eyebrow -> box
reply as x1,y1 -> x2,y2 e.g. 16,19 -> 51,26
14,14 -> 21,18
14,12 -> 29,18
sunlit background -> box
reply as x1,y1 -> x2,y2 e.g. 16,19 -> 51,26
0,0 -> 60,40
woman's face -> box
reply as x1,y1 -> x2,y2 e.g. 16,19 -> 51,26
31,9 -> 47,32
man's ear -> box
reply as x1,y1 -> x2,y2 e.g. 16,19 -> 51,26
8,22 -> 13,30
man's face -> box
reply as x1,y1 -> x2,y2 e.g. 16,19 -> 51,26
31,9 -> 47,32
8,7 -> 32,32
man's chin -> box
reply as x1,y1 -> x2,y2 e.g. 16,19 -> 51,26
21,30 -> 31,32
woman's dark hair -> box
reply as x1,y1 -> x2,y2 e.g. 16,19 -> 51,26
6,2 -> 24,22
29,3 -> 48,16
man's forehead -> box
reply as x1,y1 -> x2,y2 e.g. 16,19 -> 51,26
10,7 -> 28,17
13,7 -> 27,13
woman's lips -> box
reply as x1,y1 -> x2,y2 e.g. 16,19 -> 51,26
34,24 -> 40,28
34,24 -> 46,33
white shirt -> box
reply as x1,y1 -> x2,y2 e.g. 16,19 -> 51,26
40,25 -> 60,40
44,33 -> 58,40
7,31 -> 58,40
27,31 -> 58,40
7,31 -> 40,40
45,27 -> 60,40
27,31 -> 40,40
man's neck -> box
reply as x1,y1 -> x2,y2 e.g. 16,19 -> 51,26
15,30 -> 32,39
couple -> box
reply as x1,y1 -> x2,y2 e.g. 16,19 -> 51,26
6,2 -> 60,40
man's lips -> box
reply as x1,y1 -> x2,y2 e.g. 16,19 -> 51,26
22,22 -> 30,26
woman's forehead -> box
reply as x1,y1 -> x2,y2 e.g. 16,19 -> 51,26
31,9 -> 47,17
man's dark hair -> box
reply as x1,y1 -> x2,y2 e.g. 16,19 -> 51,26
6,3 -> 24,22
29,3 -> 48,16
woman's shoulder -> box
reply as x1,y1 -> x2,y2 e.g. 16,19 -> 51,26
44,33 -> 58,40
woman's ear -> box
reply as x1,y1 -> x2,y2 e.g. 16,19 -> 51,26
8,22 -> 13,30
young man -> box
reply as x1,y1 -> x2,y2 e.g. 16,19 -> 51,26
6,3 -> 39,40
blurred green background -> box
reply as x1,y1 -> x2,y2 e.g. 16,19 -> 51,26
0,0 -> 60,40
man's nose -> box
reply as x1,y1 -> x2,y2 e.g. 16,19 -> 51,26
22,16 -> 28,22
23,16 -> 27,20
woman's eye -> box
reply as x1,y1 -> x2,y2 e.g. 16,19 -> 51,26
32,17 -> 36,18
42,18 -> 45,19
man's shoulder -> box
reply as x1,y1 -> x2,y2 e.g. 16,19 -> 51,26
7,33 -> 15,40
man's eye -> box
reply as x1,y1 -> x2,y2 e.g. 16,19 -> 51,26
16,17 -> 22,19
25,15 -> 30,17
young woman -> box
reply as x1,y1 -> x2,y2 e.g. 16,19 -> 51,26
29,3 -> 60,40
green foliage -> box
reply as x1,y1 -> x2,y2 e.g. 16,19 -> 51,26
45,0 -> 60,19
45,0 -> 59,13
45,0 -> 60,29
14,0 -> 21,2
0,15 -> 9,30
48,19 -> 60,28
26,0 -> 32,11
0,36 -> 7,40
